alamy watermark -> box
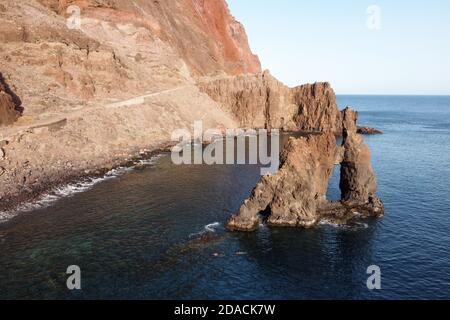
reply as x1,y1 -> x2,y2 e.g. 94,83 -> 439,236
170,121 -> 280,176
66,5 -> 82,30
367,5 -> 382,31
366,265 -> 381,290
66,265 -> 81,290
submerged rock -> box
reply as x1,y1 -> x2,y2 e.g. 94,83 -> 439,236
357,126 -> 383,135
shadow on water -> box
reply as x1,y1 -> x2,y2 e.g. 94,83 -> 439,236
231,217 -> 380,299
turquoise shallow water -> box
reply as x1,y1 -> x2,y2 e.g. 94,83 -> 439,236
0,95 -> 450,299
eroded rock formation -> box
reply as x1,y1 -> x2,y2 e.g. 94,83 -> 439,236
227,132 -> 338,231
340,108 -> 377,201
198,71 -> 342,134
227,107 -> 384,231
334,108 -> 384,219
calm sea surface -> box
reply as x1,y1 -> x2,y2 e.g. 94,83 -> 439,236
1,95 -> 449,299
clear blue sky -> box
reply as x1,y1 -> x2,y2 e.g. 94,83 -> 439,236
227,0 -> 450,95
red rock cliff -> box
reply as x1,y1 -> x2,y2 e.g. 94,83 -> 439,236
38,0 -> 261,76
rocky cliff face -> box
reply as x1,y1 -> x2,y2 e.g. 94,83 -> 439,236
37,0 -> 261,76
227,107 -> 384,231
0,0 -> 381,216
1,0 -> 261,118
198,71 -> 342,134
0,0 -> 245,210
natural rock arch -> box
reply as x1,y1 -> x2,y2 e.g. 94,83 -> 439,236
227,107 -> 384,232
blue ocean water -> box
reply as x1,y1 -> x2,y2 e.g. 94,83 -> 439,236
0,95 -> 449,299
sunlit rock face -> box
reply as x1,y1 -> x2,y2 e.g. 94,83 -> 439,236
198,71 -> 342,134
227,107 -> 384,232
37,0 -> 261,76
340,107 -> 378,202
227,132 -> 338,231
0,0 -> 382,219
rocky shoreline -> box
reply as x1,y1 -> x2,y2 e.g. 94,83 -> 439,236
0,142 -> 174,215
0,0 -> 384,229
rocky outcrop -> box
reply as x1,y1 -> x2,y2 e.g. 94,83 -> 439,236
318,109 -> 384,222
338,108 -> 383,214
357,126 -> 383,135
227,132 -> 337,231
227,107 -> 384,232
198,71 -> 342,134
292,82 -> 342,134
0,75 -> 20,127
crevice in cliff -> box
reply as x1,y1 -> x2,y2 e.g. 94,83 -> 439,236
0,72 -> 23,127
264,86 -> 271,131
0,73 -> 22,112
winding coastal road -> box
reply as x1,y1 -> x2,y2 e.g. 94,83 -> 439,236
0,86 -> 188,142
105,86 -> 187,109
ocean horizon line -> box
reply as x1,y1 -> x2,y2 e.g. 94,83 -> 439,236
336,93 -> 450,97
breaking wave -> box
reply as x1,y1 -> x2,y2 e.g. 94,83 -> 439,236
0,155 -> 162,223
189,222 -> 221,239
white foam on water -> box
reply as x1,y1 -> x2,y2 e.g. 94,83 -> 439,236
355,222 -> 369,229
0,155 -> 162,224
136,154 -> 163,166
318,219 -> 344,228
204,222 -> 220,232
189,222 -> 221,239
319,219 -> 369,231
0,211 -> 15,222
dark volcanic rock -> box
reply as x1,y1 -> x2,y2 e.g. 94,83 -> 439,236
318,194 -> 384,224
227,132 -> 337,231
357,126 -> 383,135
340,108 -> 378,202
292,82 -> 342,134
227,107 -> 384,232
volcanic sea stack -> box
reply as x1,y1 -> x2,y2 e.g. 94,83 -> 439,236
227,107 -> 384,232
